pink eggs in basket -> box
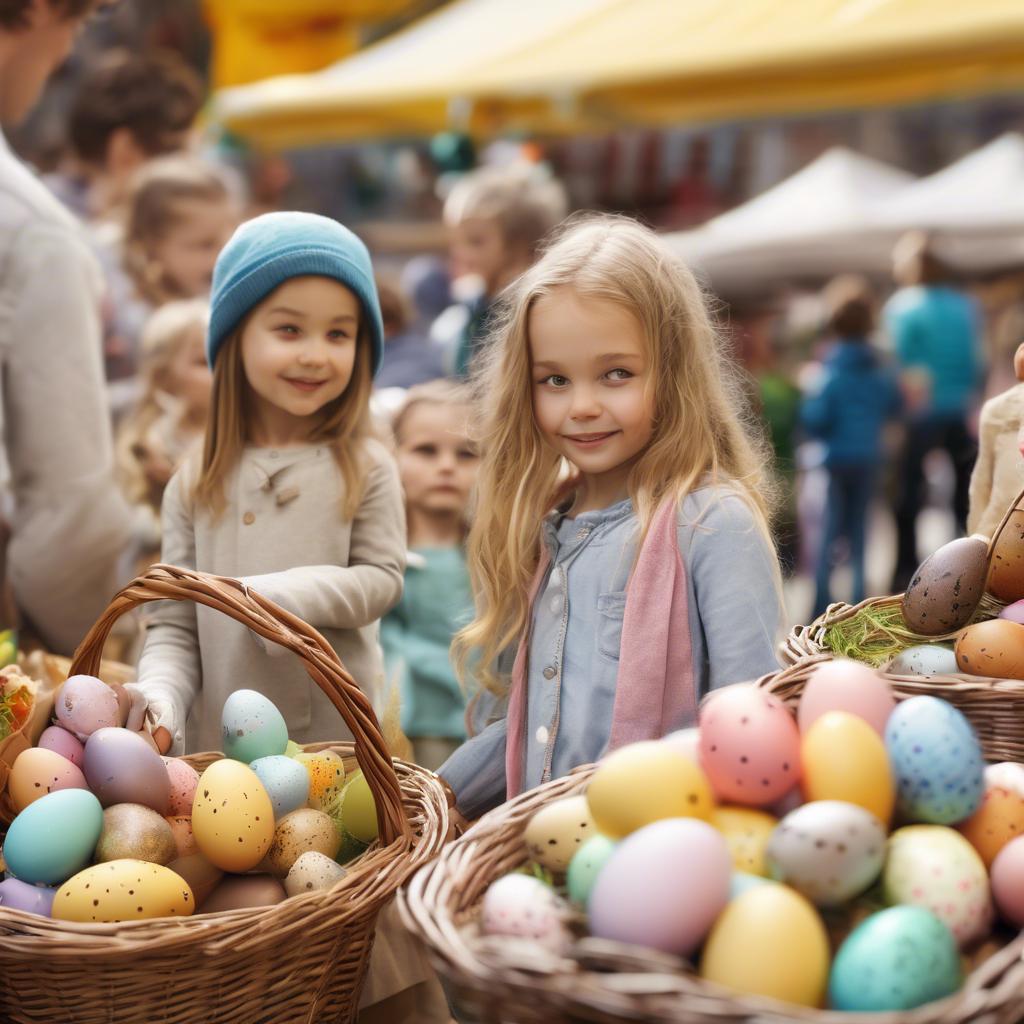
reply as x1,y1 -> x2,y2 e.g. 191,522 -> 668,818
698,684 -> 801,805
797,659 -> 895,737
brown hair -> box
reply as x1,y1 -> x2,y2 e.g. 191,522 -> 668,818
375,273 -> 411,337
68,49 -> 202,166
0,0 -> 94,30
824,274 -> 875,338
892,230 -> 954,287
193,316 -> 375,521
390,378 -> 475,447
124,156 -> 232,305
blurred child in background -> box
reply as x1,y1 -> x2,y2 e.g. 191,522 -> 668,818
802,276 -> 903,615
374,274 -> 446,389
382,381 -> 478,770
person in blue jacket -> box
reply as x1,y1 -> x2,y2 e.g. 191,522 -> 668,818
803,276 -> 903,615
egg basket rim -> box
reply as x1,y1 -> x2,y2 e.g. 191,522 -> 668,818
398,661 -> 1024,1024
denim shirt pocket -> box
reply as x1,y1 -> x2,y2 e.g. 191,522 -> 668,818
596,591 -> 627,661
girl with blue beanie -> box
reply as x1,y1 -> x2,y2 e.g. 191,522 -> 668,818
133,211 -> 406,756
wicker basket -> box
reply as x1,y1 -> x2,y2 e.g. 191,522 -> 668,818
0,565 -> 450,1024
399,659 -> 1024,1024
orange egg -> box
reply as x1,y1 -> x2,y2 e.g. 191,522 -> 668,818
9,747 -> 88,812
959,786 -> 1024,867
955,619 -> 1024,678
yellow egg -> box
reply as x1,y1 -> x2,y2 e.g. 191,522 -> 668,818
587,741 -> 714,839
700,884 -> 829,1006
524,796 -> 596,871
801,711 -> 894,824
53,859 -> 194,922
293,750 -> 346,809
9,747 -> 88,812
192,759 -> 274,872
338,771 -> 379,844
711,806 -> 778,876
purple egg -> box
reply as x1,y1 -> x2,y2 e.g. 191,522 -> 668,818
83,727 -> 171,814
0,878 -> 56,916
999,600 -> 1024,625
55,675 -> 119,739
38,726 -> 85,769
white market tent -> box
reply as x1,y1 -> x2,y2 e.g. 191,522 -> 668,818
664,148 -> 915,295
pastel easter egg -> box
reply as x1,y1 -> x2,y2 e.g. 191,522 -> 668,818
251,755 -> 311,819
766,800 -> 886,906
884,825 -> 992,947
984,761 -> 1024,800
337,772 -> 379,844
37,725 -> 84,768
711,806 -> 777,876
3,788 -> 103,886
955,619 -> 1024,678
284,851 -> 347,898
587,741 -> 713,839
885,697 -> 984,825
729,871 -> 773,901
829,906 -> 962,1011
221,689 -> 288,763
199,874 -> 286,914
566,834 -> 616,907
292,749 -> 345,810
699,685 -> 801,806
83,728 -> 171,814
8,747 -> 88,812
798,659 -> 895,736
166,815 -> 198,858
53,860 -> 193,922
166,853 -> 222,907
0,878 -> 56,916
998,598 -> 1024,625
54,675 -> 119,739
260,808 -> 340,878
990,834 -> 1024,927
161,757 -> 200,816
192,759 -> 275,872
95,803 -> 177,865
588,818 -> 731,957
802,711 -> 894,823
958,784 -> 1024,867
660,727 -> 700,762
524,796 -> 595,871
884,644 -> 960,679
482,874 -> 571,954
700,884 -> 829,1007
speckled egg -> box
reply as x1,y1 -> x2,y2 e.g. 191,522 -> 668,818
192,759 -> 275,872
284,850 -> 348,897
901,536 -> 988,635
166,852 -> 222,907
0,878 -> 56,916
54,675 -> 120,739
292,750 -> 345,810
220,689 -> 289,764
885,696 -> 984,824
699,684 -> 801,806
985,761 -> 1024,799
83,728 -> 171,814
524,796 -> 595,871
987,509 -> 1024,602
884,825 -> 992,947
955,619 -> 1024,678
566,835 -> 616,907
3,788 -> 103,885
261,808 -> 340,878
9,746 -> 88,812
482,874 -> 571,954
250,754 -> 310,819
166,815 -> 198,858
958,784 -> 1024,867
766,801 -> 885,906
37,725 -> 84,768
95,803 -> 177,865
199,874 -> 286,913
161,757 -> 200,816
711,806 -> 777,876
829,906 -> 962,1011
885,644 -> 960,678
52,859 -> 193,922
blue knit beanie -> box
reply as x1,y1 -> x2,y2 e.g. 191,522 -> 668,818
206,211 -> 384,373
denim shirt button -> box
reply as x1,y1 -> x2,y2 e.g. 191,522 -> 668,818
576,526 -> 591,540
542,665 -> 556,680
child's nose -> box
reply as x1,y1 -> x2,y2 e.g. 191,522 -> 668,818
569,386 -> 601,419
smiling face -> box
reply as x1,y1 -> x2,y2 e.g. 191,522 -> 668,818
240,276 -> 361,446
529,287 -> 654,511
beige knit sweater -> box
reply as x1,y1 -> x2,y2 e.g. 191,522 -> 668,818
968,382 -> 1024,539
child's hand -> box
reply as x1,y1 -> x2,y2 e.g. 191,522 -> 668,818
123,683 -> 181,755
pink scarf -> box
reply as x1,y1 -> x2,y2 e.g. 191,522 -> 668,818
504,498 -> 696,798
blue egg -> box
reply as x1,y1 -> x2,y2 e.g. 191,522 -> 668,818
221,689 -> 289,763
250,755 -> 310,819
729,871 -> 773,901
884,696 -> 983,824
4,789 -> 102,886
566,835 -> 616,906
830,906 -> 962,1011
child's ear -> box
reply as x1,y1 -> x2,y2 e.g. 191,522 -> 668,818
1015,343 -> 1024,382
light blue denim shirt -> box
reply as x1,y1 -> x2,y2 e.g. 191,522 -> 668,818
439,484 -> 783,818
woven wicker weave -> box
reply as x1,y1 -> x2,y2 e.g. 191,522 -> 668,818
399,659 -> 1024,1023
0,565 -> 450,1024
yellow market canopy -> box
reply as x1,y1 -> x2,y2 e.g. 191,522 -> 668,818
213,0 -> 1024,148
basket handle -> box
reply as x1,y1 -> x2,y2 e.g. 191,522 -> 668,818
68,564 -> 410,845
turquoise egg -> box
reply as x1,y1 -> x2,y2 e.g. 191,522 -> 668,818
884,696 -> 984,824
567,834 -> 616,906
221,689 -> 288,763
251,754 -> 310,819
830,906 -> 962,1011
4,789 -> 103,886
729,871 -> 773,901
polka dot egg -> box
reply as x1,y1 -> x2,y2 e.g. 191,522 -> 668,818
883,825 -> 992,947
481,874 -> 571,954
52,859 -> 194,923
711,806 -> 777,875
884,696 -> 984,825
698,684 -> 801,806
524,795 -> 595,871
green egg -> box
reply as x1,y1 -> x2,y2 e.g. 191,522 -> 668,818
567,834 -> 616,906
339,772 -> 378,844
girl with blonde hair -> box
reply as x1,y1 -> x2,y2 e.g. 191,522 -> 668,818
438,214 -> 784,818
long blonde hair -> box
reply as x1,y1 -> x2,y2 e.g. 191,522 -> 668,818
192,315 -> 375,520
454,213 -> 777,694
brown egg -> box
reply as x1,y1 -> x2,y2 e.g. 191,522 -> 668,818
259,808 -> 341,878
955,619 -> 1024,678
167,852 -> 223,906
958,785 -> 1024,867
199,874 -> 286,914
988,510 -> 1024,602
95,803 -> 177,865
901,536 -> 989,635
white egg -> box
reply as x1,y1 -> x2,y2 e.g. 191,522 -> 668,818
885,645 -> 959,678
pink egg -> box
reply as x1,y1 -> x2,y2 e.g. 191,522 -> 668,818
589,818 -> 731,957
37,726 -> 85,768
661,727 -> 700,762
991,835 -> 1024,927
166,815 -> 199,858
698,685 -> 801,805
985,762 -> 1024,800
999,600 -> 1024,625
162,756 -> 200,816
797,659 -> 895,737
55,675 -> 119,738
8,747 -> 89,812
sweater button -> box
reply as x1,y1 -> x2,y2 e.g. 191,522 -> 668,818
243,511 -> 256,525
